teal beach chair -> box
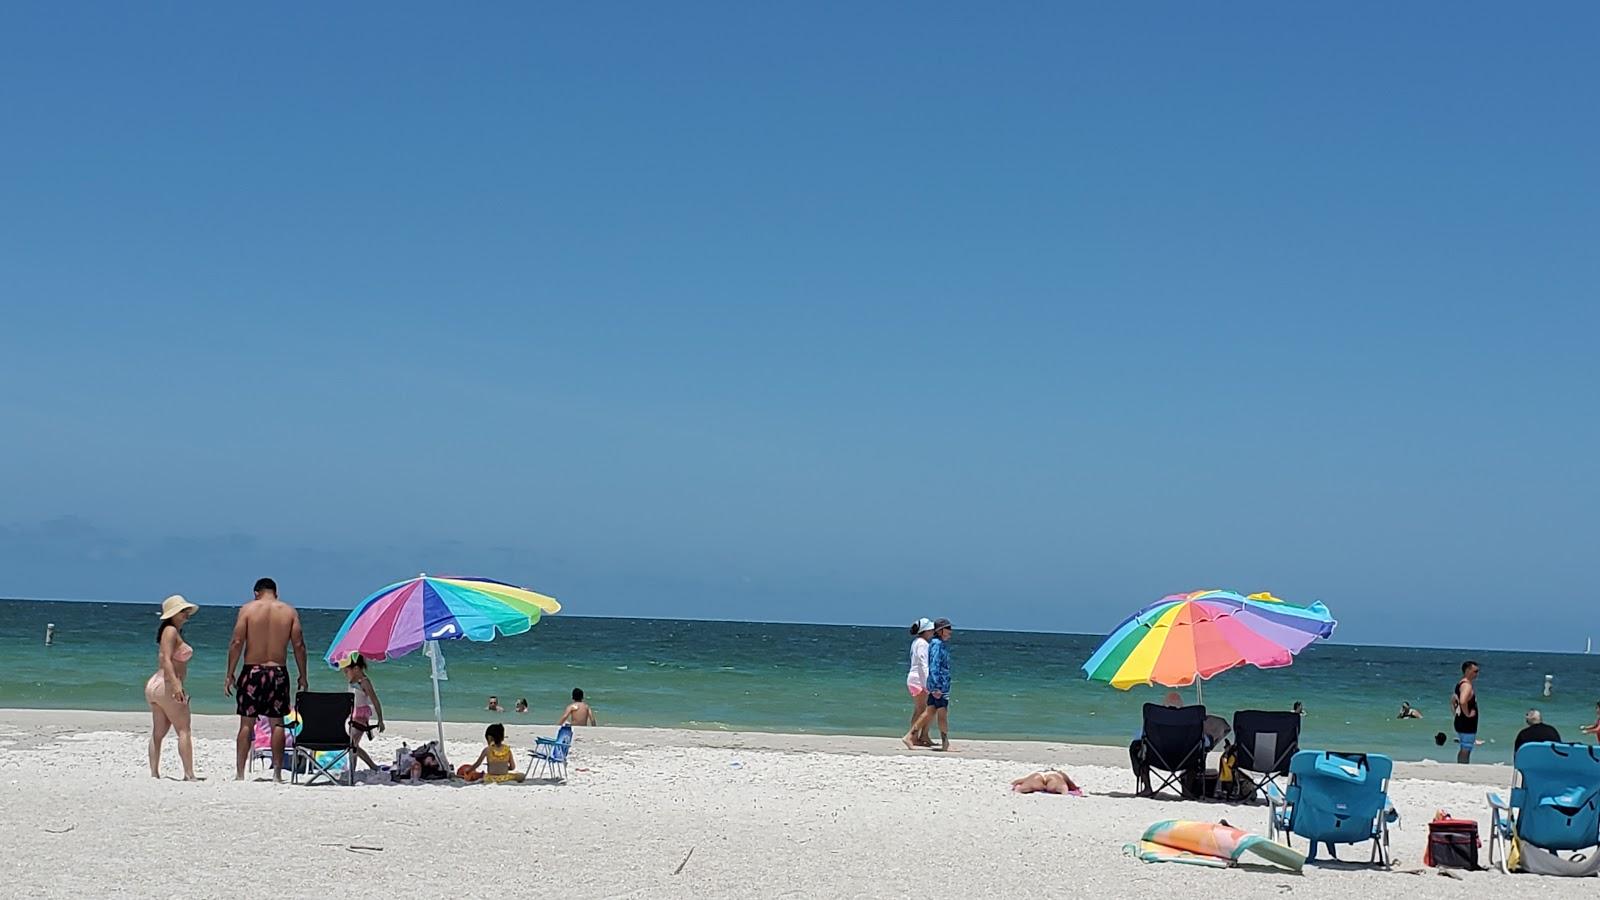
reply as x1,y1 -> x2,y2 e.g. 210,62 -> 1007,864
528,724 -> 573,781
1486,742 -> 1600,875
1267,750 -> 1396,866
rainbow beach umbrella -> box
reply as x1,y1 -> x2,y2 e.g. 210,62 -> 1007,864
324,574 -> 560,763
325,574 -> 560,665
1081,590 -> 1335,701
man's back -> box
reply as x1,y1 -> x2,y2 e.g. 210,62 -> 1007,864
1515,723 -> 1562,753
238,597 -> 298,665
562,701 -> 595,726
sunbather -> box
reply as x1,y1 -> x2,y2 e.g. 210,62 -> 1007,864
1011,769 -> 1082,795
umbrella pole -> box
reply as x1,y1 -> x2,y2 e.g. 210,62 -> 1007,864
1196,679 -> 1202,706
428,641 -> 450,768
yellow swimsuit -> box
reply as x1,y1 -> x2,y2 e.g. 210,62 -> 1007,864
483,744 -> 519,783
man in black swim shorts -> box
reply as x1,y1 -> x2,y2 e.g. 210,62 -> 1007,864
226,578 -> 308,781
236,663 -> 291,719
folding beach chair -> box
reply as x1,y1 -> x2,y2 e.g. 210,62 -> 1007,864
246,711 -> 300,774
291,692 -> 355,786
1267,750 -> 1396,866
1134,704 -> 1207,799
528,724 -> 573,782
1487,742 -> 1600,876
1230,710 -> 1301,801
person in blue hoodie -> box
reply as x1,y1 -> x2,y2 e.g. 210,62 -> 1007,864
901,618 -> 954,751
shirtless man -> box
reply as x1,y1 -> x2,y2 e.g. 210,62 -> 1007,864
225,578 -> 308,781
557,688 -> 596,726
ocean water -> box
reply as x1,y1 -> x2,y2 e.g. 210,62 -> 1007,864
3,598 -> 1597,764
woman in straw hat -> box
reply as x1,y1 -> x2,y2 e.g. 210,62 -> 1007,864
147,594 -> 200,780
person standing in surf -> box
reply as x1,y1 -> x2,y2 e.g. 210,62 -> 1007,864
1451,660 -> 1480,763
905,618 -> 935,747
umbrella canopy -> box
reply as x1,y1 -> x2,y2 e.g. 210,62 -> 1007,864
323,574 -> 560,770
1081,590 -> 1335,691
325,574 -> 560,667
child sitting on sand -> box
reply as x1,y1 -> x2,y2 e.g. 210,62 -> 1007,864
1011,769 -> 1083,796
468,723 -> 525,783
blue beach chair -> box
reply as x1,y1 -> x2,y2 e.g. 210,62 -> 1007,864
528,724 -> 573,781
1486,742 -> 1600,875
1267,750 -> 1396,866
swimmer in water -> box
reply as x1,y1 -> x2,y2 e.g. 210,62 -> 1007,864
1398,702 -> 1422,719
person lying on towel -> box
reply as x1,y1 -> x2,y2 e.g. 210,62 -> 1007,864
1011,769 -> 1083,795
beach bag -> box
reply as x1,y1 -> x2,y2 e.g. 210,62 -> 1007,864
421,741 -> 450,779
1424,815 -> 1480,869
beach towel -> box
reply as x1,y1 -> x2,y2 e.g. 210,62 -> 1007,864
1125,820 -> 1306,873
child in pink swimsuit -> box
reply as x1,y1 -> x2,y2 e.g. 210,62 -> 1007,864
338,652 -> 386,771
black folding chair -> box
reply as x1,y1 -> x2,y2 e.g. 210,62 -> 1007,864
1135,703 -> 1207,798
1230,709 -> 1301,800
291,691 -> 356,786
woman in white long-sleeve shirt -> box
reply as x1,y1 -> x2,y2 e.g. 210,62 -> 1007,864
905,618 -> 935,747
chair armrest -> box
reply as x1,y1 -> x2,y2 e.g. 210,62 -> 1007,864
1264,782 -> 1287,808
1486,792 -> 1508,810
535,737 -> 560,747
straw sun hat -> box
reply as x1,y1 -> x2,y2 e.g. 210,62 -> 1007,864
158,595 -> 199,620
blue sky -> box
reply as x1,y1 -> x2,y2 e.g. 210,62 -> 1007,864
1,5 -> 1594,649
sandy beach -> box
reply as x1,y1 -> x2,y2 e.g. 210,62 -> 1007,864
0,709 -> 1579,899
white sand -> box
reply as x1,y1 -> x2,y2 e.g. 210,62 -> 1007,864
0,709 -> 1577,898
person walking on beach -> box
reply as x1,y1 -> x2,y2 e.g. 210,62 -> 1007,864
338,651 -> 386,771
902,619 -> 953,751
1450,660 -> 1480,763
905,618 -> 935,748
225,578 -> 307,781
146,595 -> 200,780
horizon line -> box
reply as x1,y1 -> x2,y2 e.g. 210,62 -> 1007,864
3,595 -> 1592,657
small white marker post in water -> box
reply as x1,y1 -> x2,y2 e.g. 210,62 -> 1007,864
44,623 -> 55,646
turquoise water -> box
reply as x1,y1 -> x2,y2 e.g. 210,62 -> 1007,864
4,598 -> 1597,763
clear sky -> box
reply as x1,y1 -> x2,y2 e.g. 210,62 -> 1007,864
1,5 -> 1594,649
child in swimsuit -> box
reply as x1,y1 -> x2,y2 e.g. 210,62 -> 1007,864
469,723 -> 525,783
338,652 -> 386,771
